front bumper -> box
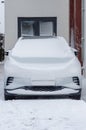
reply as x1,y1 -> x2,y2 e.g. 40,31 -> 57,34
4,88 -> 81,100
4,76 -> 81,100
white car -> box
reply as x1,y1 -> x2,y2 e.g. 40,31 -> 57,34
4,36 -> 81,100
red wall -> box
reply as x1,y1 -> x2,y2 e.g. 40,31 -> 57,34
69,0 -> 82,64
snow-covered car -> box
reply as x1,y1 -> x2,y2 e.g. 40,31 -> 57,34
4,36 -> 81,100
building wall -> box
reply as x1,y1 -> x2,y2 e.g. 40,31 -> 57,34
5,0 -> 69,51
83,0 -> 86,76
69,0 -> 82,64
0,0 -> 4,34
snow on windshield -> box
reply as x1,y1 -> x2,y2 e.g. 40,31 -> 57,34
11,37 -> 74,58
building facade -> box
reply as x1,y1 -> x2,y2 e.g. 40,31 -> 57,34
82,0 -> 86,76
5,0 -> 69,51
69,0 -> 82,64
0,0 -> 4,34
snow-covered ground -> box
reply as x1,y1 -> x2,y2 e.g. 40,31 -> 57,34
0,63 -> 86,130
0,99 -> 86,130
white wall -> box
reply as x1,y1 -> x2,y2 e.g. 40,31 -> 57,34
5,0 -> 69,51
0,0 -> 4,33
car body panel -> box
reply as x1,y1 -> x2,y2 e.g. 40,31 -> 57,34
4,36 -> 81,99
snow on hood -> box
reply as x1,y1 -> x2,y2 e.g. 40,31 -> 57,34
11,37 -> 74,59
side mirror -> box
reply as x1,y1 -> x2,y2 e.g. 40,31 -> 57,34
71,47 -> 78,56
5,52 -> 9,56
5,50 -> 11,56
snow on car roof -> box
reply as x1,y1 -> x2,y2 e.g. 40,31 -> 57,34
11,36 -> 74,58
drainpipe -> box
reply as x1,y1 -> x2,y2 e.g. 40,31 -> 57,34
82,0 -> 86,76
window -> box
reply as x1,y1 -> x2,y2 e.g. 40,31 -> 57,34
21,21 -> 34,36
40,21 -> 53,36
18,17 -> 57,37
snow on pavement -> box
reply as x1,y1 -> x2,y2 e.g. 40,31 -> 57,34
0,99 -> 86,130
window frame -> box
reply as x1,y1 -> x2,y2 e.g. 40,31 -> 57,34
18,17 -> 57,38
